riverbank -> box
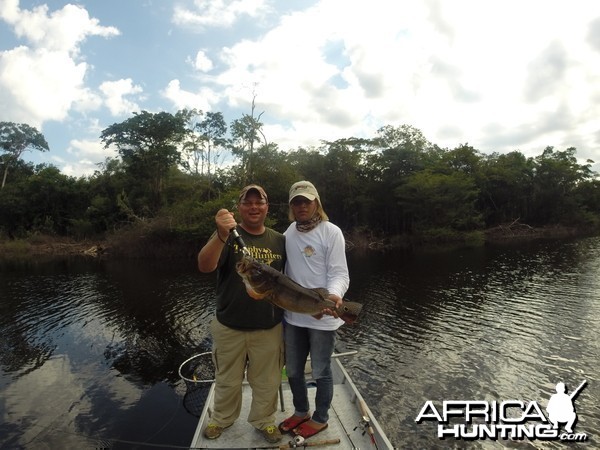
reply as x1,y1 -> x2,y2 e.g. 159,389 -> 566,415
1,223 -> 597,260
0,236 -> 103,259
0,231 -> 201,260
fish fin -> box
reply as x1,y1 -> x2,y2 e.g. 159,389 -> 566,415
311,288 -> 330,299
247,289 -> 268,300
243,281 -> 268,300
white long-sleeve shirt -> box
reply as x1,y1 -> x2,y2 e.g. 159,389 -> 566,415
283,220 -> 349,330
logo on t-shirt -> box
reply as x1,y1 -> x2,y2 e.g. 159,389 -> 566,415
302,246 -> 316,257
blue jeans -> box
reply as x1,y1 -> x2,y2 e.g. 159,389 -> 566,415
284,323 -> 336,424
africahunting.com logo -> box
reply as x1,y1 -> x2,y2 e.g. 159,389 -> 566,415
416,379 -> 588,442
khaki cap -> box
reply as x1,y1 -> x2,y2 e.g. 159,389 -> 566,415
289,181 -> 319,203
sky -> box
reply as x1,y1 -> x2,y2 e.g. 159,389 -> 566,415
1,0 -> 600,177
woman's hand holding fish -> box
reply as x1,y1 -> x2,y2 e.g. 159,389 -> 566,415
321,294 -> 343,319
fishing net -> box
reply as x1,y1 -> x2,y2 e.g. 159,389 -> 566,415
178,351 -> 214,417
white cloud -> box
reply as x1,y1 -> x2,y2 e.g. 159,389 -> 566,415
199,0 -> 600,165
60,138 -> 116,176
0,46 -> 88,126
3,3 -> 118,54
162,79 -> 217,112
2,0 -> 600,177
172,0 -> 271,29
99,79 -> 143,116
72,88 -> 104,114
0,2 -> 120,126
207,1 -> 429,144
191,50 -> 213,72
0,0 -> 20,23
68,138 -> 113,158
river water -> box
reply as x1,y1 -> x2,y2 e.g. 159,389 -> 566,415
1,236 -> 599,449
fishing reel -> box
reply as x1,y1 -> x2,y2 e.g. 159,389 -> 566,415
287,434 -> 341,448
290,435 -> 305,447
354,414 -> 371,437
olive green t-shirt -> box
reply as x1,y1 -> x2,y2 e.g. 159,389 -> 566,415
215,226 -> 285,330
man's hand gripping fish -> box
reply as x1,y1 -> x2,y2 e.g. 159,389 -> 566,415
235,255 -> 362,324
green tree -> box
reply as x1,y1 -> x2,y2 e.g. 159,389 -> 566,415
375,124 -> 433,151
364,125 -> 441,234
437,144 -> 482,175
531,147 -> 593,224
286,147 -> 328,184
180,109 -> 204,176
0,122 -> 49,189
230,95 -> 267,183
84,157 -> 129,233
0,164 -> 88,236
238,143 -> 299,228
197,111 -> 228,178
230,114 -> 265,183
0,160 -> 35,237
396,169 -> 482,231
573,178 -> 600,226
479,151 -> 534,225
100,110 -> 192,214
319,138 -> 372,229
181,111 -> 228,199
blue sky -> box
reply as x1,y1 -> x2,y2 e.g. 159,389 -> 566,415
1,0 -> 600,177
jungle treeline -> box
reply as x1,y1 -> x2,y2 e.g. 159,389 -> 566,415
1,111 -> 600,253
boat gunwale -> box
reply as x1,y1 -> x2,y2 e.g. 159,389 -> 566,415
188,352 -> 395,449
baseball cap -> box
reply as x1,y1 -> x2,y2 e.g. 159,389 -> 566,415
239,184 -> 268,202
289,181 -> 319,203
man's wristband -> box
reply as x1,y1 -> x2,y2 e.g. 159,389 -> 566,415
217,232 -> 226,243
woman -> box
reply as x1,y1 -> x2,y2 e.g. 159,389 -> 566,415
278,180 -> 349,439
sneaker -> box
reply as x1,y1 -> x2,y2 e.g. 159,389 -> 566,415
259,424 -> 283,443
203,423 -> 229,439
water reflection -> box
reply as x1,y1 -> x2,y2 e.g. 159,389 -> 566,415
340,237 -> 600,449
1,237 -> 599,449
0,258 -> 207,449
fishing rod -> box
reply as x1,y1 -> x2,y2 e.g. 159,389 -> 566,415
230,227 -> 251,256
322,350 -> 358,360
252,436 -> 341,449
356,399 -> 380,450
569,379 -> 587,400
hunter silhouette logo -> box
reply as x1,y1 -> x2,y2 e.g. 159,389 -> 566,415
547,380 -> 586,434
415,379 -> 588,442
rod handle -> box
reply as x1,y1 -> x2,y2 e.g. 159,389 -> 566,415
230,228 -> 250,255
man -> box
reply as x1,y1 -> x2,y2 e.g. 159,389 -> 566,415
278,181 -> 349,439
197,184 -> 285,444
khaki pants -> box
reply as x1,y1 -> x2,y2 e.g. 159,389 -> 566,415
210,319 -> 284,429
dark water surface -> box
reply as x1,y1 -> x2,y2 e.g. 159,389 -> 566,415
1,236 -> 599,449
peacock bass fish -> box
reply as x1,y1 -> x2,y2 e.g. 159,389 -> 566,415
235,255 -> 362,324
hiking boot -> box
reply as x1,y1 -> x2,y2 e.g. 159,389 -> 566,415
203,423 -> 229,439
259,424 -> 283,443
